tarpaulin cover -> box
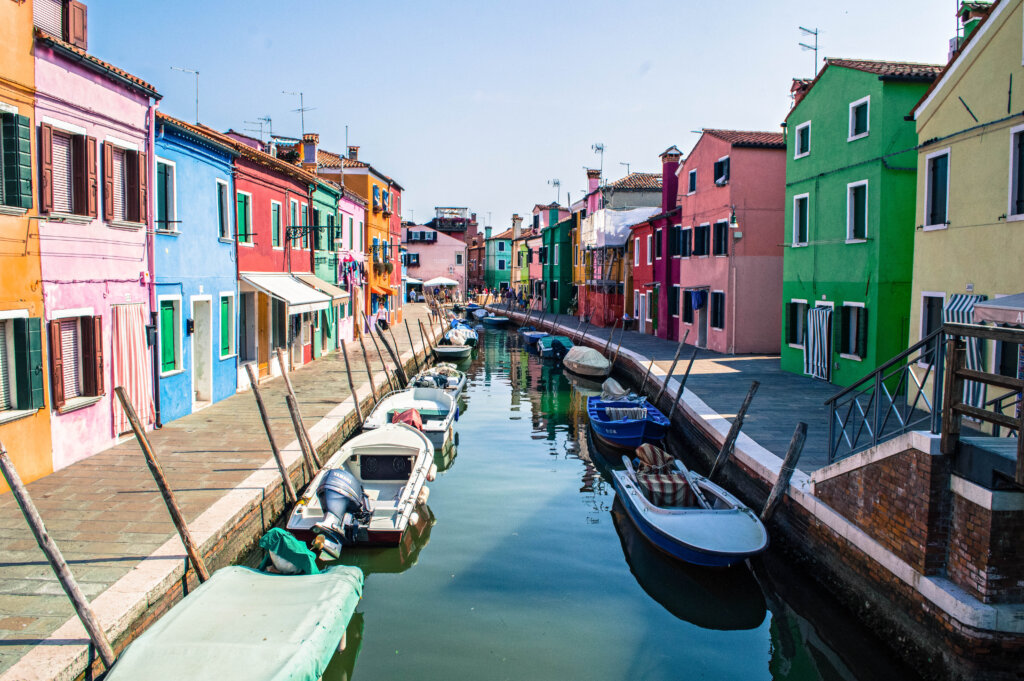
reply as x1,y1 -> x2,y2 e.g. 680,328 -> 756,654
258,528 -> 320,575
392,407 -> 424,431
579,207 -> 660,248
105,565 -> 363,681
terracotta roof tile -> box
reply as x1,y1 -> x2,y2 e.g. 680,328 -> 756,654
490,228 -> 515,240
826,58 -> 945,80
156,112 -> 237,154
165,122 -> 320,184
702,129 -> 786,148
610,172 -> 662,191
317,149 -> 345,168
35,29 -> 160,98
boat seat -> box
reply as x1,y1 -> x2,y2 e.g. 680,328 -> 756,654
635,443 -> 675,472
605,406 -> 648,421
636,471 -> 696,508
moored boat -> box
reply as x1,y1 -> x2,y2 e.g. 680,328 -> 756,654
362,387 -> 457,449
537,335 -> 574,359
518,325 -> 548,345
562,345 -> 612,378
411,363 -> 467,398
587,396 -> 670,450
434,344 -> 472,360
481,314 -> 510,327
611,444 -> 768,567
448,320 -> 479,346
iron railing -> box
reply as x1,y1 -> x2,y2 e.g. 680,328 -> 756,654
825,327 -> 945,464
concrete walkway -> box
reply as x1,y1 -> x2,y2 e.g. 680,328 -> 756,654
0,304 -> 444,679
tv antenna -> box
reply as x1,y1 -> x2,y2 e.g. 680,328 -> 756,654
799,26 -> 820,77
548,178 -> 561,205
591,143 -> 605,182
170,66 -> 199,123
619,161 -> 631,175
282,91 -> 315,135
243,116 -> 272,142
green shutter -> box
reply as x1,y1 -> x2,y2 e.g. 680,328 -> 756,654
236,194 -> 249,242
220,297 -> 231,355
2,114 -> 33,209
160,301 -> 176,372
156,162 -> 168,229
13,317 -> 45,409
857,308 -> 868,358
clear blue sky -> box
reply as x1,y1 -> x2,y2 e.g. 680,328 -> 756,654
94,0 -> 955,229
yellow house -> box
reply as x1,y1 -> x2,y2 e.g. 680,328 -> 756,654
909,0 -> 1024,403
1,0 -> 53,490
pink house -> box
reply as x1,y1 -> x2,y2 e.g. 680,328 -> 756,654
403,224 -> 467,294
674,129 -> 786,354
33,19 -> 161,469
337,189 -> 367,343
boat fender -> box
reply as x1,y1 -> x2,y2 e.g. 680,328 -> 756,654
455,406 -> 460,422
427,463 -> 438,482
417,486 -> 430,505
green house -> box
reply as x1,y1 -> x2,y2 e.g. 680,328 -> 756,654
485,227 -> 513,290
310,179 -> 346,358
780,58 -> 941,386
542,215 -> 575,314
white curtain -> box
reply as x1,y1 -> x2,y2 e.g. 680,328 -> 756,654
804,307 -> 832,381
112,304 -> 155,435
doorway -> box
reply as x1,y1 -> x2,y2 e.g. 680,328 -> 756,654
697,304 -> 708,348
191,297 -> 213,409
638,293 -> 647,335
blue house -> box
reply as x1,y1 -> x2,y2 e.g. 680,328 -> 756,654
152,112 -> 239,423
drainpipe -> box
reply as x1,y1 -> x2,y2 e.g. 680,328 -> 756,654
148,99 -> 162,428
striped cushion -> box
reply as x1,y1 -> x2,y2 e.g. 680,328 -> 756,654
635,443 -> 674,472
605,406 -> 647,421
636,472 -> 694,507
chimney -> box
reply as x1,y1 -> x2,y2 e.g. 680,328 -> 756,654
485,226 -> 492,239
301,133 -> 319,171
952,2 -> 993,56
348,145 -> 359,161
586,168 -> 601,194
659,146 -> 682,214
512,214 -> 522,240
790,78 -> 812,107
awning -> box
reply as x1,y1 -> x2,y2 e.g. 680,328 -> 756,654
423,276 -> 459,286
370,283 -> 396,296
295,273 -> 350,302
974,293 -> 1024,326
944,294 -> 988,408
405,277 -> 423,285
239,272 -> 331,314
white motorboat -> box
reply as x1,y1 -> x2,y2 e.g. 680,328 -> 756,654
434,344 -> 472,360
562,345 -> 612,378
363,387 -> 457,449
411,363 -> 467,398
286,424 -> 436,552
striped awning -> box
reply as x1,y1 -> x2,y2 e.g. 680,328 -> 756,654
943,294 -> 988,408
804,306 -> 832,381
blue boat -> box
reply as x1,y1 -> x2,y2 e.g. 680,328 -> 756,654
480,314 -> 510,327
447,321 -> 478,346
518,325 -> 548,345
587,397 -> 670,450
611,444 -> 768,567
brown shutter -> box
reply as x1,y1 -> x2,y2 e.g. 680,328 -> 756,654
102,142 -> 113,221
125,150 -> 139,223
137,151 -> 147,223
48,319 -> 64,408
39,123 -> 53,214
91,315 -> 103,396
67,1 -> 88,49
71,135 -> 87,215
80,315 -> 95,396
86,136 -> 98,217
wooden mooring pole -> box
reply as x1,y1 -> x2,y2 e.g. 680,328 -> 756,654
602,318 -> 620,356
376,324 -> 409,387
244,364 -> 297,504
276,349 -> 322,469
667,345 -> 700,421
340,341 -> 364,428
0,441 -> 118,669
356,331 -> 379,404
708,381 -> 760,482
405,320 -> 421,373
577,319 -> 591,345
640,359 -> 656,395
362,313 -> 396,392
654,336 -> 687,406
113,387 -> 210,583
612,323 -> 627,366
761,422 -> 807,522
417,319 -> 431,357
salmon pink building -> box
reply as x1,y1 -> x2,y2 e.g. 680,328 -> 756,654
403,224 -> 467,293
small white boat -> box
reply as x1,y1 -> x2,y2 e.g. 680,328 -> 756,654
411,363 -> 467,398
363,387 -> 457,449
434,344 -> 472,360
563,345 -> 612,378
611,444 -> 768,567
286,424 -> 435,552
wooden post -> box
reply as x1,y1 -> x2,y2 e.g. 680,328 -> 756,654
275,349 -> 321,468
340,341 -> 364,427
244,364 -> 297,504
571,317 -> 584,343
708,381 -> 760,481
654,339 -> 686,406
0,442 -> 117,669
761,422 -> 807,522
375,324 -> 409,387
640,359 -> 655,395
113,387 -> 210,583
612,323 -> 626,365
285,394 -> 320,476
405,320 -> 421,374
418,319 -> 431,358
577,319 -> 591,345
363,313 -> 396,392
603,318 -> 620,355
356,331 -> 380,405
668,345 -> 699,421
940,336 -> 965,456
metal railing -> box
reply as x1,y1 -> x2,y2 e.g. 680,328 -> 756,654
825,327 -> 945,464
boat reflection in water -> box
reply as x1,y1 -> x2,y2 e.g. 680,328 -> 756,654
320,611 -> 364,681
611,497 -> 767,631
434,439 -> 458,473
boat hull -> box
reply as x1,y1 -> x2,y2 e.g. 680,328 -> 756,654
481,316 -> 509,327
587,397 -> 669,448
434,345 -> 472,360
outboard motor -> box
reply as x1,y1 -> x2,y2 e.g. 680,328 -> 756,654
313,469 -> 372,558
552,339 -> 571,360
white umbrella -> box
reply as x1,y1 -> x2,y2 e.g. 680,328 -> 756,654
405,277 -> 423,284
423,276 -> 459,287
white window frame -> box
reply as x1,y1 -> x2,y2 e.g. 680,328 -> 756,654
216,179 -> 231,241
655,228 -> 663,260
923,148 -> 951,231
455,252 -> 463,265
792,193 -> 810,246
646,234 -> 652,265
634,238 -> 640,266
788,298 -> 808,349
154,157 -> 177,232
236,190 -> 254,247
270,200 -> 284,250
794,121 -> 811,159
157,294 -> 184,377
1007,123 -> 1024,222
846,180 -> 868,243
839,301 -> 866,361
848,96 -> 870,141
687,169 -> 696,195
219,292 -> 236,359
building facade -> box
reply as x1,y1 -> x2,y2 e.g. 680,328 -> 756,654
485,227 -> 513,291
542,216 -> 575,313
404,224 -> 467,293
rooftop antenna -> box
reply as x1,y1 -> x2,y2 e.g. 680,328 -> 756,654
591,143 -> 605,183
619,161 -> 630,175
548,178 -> 561,205
243,117 -> 272,143
170,66 -> 199,123
282,91 -> 315,135
799,26 -> 820,77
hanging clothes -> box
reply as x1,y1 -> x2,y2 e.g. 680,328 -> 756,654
112,303 -> 155,435
804,306 -> 832,381
943,293 -> 988,408
689,289 -> 708,312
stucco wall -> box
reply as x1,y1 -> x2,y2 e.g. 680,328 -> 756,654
405,228 -> 466,292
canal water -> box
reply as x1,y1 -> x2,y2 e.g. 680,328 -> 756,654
319,328 -> 919,681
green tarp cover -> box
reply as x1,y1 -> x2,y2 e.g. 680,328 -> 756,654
259,527 -> 320,575
106,565 -> 363,681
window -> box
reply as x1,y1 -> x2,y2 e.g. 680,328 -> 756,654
713,221 -> 729,256
102,141 -> 145,224
1011,126 -> 1024,218
236,191 -> 252,244
239,293 -> 255,362
849,97 -> 869,140
219,295 -> 235,358
687,169 -> 696,194
498,259 -> 506,270
794,121 -> 811,158
455,252 -> 463,265
158,298 -> 182,375
553,245 -> 559,265
654,229 -> 662,259
497,241 -> 506,252
787,300 -> 808,346
793,194 -> 809,245
290,200 -> 299,248
551,281 -> 560,300
574,244 -> 579,266
271,201 -> 282,247
271,299 -> 287,350
217,180 -> 230,239
0,316 -> 45,415
682,290 -> 694,324
669,225 -> 681,257
39,124 -> 98,217
646,235 -> 653,264
154,159 -> 176,231
921,293 -> 945,343
714,157 -> 730,186
839,304 -> 867,359
301,205 -> 309,249
925,150 -> 949,228
997,338 -> 1021,379
348,217 -> 354,249
1,112 -> 33,209
645,294 -> 652,322
633,290 -> 640,318
34,0 -> 86,48
533,214 -> 540,230
680,228 -> 692,257
110,147 -> 127,221
710,292 -> 725,329
847,181 -> 868,241
49,314 -> 103,410
669,285 -> 680,317
693,224 -> 710,256
634,238 -> 640,266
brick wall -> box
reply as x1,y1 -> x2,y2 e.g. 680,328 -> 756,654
814,447 -> 951,574
948,493 -> 1024,604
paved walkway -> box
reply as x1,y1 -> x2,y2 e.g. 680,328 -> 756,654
506,309 -> 840,472
0,304 -> 442,677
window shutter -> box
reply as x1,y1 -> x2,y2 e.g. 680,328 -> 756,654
1016,134 -> 1024,215
39,123 -> 53,214
0,321 -> 10,411
102,142 -> 113,221
71,135 -> 88,215
125,150 -> 140,223
48,319 -> 65,408
2,114 -> 33,209
857,308 -> 868,358
160,303 -> 175,372
12,318 -> 45,410
90,315 -> 103,396
85,136 -> 97,217
67,1 -> 88,48
221,298 -> 231,356
137,151 -> 147,224
723,158 -> 730,182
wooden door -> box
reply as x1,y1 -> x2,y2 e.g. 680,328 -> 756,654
257,293 -> 270,377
